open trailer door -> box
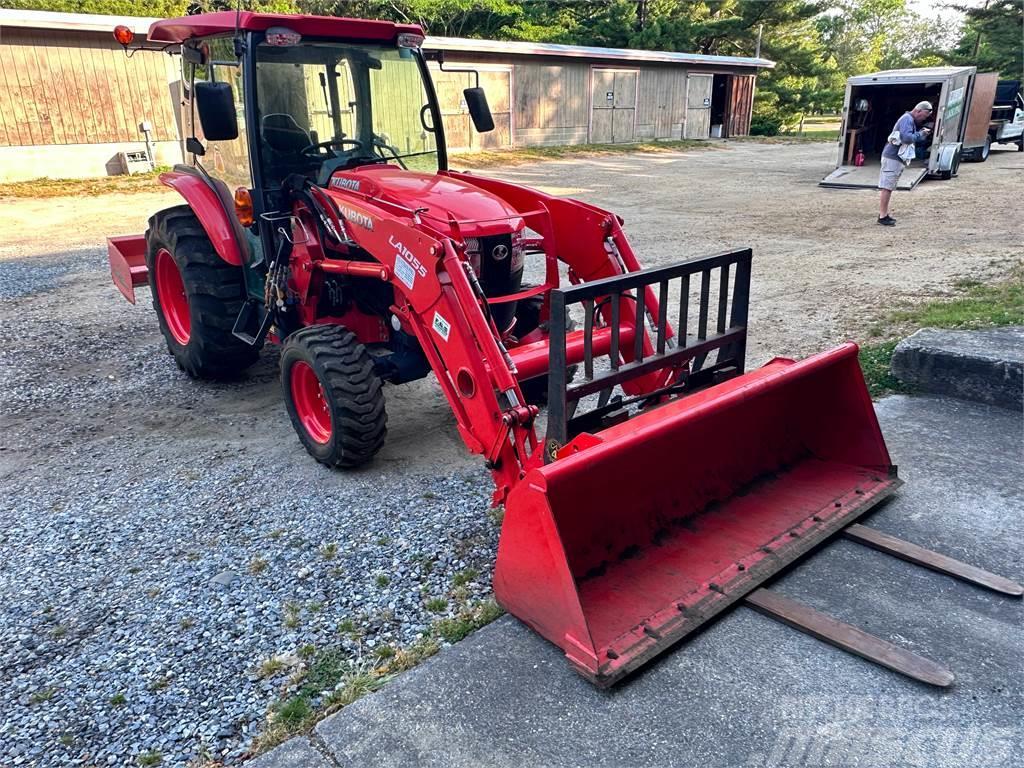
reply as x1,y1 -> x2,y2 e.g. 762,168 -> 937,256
820,163 -> 927,189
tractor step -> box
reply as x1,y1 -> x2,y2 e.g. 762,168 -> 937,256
843,524 -> 1024,596
232,300 -> 273,347
744,588 -> 955,687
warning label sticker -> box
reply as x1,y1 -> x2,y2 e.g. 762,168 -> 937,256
432,311 -> 451,342
394,255 -> 416,290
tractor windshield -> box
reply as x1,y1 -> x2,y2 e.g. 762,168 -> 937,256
254,41 -> 439,186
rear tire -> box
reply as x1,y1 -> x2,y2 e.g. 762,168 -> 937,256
281,325 -> 387,468
145,205 -> 259,378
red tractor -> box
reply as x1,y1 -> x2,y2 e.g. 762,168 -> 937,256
108,12 -> 1019,688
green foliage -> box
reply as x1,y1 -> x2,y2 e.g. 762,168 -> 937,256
949,0 -> 1024,78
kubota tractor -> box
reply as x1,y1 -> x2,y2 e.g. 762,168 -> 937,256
108,12 -> 1020,688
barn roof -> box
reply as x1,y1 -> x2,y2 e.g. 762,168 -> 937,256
0,9 -> 774,70
426,36 -> 774,70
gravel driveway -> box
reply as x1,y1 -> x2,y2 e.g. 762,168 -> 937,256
1,141 -> 1020,767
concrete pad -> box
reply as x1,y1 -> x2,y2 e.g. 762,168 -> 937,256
314,395 -> 1023,768
245,738 -> 334,768
892,326 -> 1024,410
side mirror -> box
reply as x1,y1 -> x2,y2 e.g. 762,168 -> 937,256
463,87 -> 494,133
194,81 -> 238,141
182,42 -> 207,66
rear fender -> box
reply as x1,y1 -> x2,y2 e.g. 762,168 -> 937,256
159,169 -> 244,266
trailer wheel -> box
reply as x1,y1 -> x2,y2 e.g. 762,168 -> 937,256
145,205 -> 260,378
281,325 -> 387,468
514,293 -> 576,405
939,147 -> 961,180
967,136 -> 991,162
1018,137 -> 1023,152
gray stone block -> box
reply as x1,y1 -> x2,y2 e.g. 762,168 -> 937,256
243,738 -> 333,768
891,326 -> 1023,410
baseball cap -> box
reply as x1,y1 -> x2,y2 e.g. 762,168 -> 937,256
914,101 -> 933,112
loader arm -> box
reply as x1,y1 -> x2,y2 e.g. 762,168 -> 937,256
297,187 -> 542,502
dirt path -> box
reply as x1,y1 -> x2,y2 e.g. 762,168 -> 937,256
3,140 -> 1020,358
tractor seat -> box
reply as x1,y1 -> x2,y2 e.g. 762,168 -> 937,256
262,113 -> 311,155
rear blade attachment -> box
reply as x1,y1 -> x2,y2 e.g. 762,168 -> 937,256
494,250 -> 902,687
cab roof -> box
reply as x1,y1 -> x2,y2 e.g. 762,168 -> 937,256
147,11 -> 422,45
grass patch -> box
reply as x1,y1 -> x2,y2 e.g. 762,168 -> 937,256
859,340 -> 913,399
28,687 -> 57,705
320,542 -> 338,560
254,600 -> 502,754
733,132 -> 835,143
425,597 -> 448,613
137,749 -> 163,766
374,573 -> 390,588
0,168 -> 172,199
109,693 -> 127,708
451,139 -> 711,168
256,656 -> 288,679
432,599 -> 504,644
859,266 -> 1023,398
249,556 -> 268,575
283,602 -> 302,629
451,568 -> 479,588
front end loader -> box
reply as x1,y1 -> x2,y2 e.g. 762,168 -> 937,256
107,12 -> 1021,689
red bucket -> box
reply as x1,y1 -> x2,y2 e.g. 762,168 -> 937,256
494,343 -> 900,686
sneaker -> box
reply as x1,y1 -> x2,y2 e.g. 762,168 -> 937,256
877,215 -> 896,226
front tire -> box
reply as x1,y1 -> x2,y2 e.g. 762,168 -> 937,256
281,325 -> 387,468
145,206 -> 259,378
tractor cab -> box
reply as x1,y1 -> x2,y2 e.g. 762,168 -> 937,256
138,12 -> 494,266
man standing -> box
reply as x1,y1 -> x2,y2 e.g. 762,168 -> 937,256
878,101 -> 933,225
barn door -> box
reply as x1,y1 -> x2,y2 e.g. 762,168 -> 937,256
591,68 -> 637,143
727,75 -> 755,136
652,70 -> 675,138
429,65 -> 512,151
477,68 -> 512,150
684,74 -> 713,139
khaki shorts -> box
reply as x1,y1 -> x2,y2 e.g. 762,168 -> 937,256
878,156 -> 905,190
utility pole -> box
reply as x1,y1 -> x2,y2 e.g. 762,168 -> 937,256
755,23 -> 763,59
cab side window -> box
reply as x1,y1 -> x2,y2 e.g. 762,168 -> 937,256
187,37 -> 251,188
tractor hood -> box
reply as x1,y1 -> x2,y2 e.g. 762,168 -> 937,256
325,165 -> 523,239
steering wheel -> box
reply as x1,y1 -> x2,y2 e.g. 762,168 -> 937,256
371,134 -> 406,169
301,138 -> 366,159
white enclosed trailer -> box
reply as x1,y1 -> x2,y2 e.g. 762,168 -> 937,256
820,65 -> 995,190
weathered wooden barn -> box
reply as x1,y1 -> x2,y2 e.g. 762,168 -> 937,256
427,37 -> 772,152
0,9 -> 773,181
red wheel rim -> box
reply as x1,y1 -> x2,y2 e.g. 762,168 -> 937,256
155,247 -> 190,345
290,361 -> 332,444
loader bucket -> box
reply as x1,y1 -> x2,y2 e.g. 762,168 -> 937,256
493,343 -> 900,687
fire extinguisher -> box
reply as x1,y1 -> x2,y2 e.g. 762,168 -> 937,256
855,148 -> 865,166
